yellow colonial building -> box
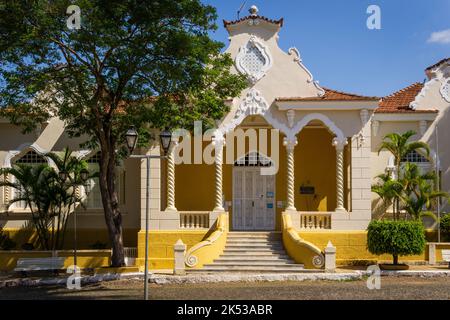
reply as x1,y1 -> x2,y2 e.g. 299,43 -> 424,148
1,7 -> 449,272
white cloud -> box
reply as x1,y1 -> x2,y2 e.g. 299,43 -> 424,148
427,29 -> 450,44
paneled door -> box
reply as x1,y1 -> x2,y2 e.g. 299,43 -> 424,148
232,167 -> 276,230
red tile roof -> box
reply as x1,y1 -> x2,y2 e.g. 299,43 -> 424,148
275,88 -> 380,102
376,82 -> 437,113
223,15 -> 283,28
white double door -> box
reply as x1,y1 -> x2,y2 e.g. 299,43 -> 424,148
232,167 -> 276,230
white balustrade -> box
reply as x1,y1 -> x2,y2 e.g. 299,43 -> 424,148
300,213 -> 332,230
179,212 -> 210,229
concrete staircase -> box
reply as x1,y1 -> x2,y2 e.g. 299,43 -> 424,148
189,231 -> 311,273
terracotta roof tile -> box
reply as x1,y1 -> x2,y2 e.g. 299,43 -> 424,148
376,82 -> 437,113
223,15 -> 283,28
275,88 -> 380,102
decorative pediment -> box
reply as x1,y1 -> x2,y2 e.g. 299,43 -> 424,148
235,88 -> 269,118
235,35 -> 273,84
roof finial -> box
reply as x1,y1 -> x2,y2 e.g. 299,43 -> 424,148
249,5 -> 258,16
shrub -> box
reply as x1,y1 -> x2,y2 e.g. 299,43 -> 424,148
441,214 -> 450,240
21,243 -> 34,251
90,241 -> 108,249
0,232 -> 16,250
367,220 -> 426,265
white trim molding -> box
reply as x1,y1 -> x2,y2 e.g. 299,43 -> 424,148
3,142 -> 51,168
373,113 -> 437,122
235,35 -> 273,84
290,113 -> 346,142
288,47 -> 325,97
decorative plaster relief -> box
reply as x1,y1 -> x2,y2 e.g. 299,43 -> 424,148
441,78 -> 450,103
372,120 -> 380,137
419,120 -> 428,135
360,109 -> 370,126
235,35 -> 273,84
286,109 -> 295,128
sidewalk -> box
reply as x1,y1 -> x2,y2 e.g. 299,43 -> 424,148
1,265 -> 449,288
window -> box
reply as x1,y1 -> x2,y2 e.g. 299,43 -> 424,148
12,150 -> 47,209
241,45 -> 266,74
234,152 -> 273,167
84,152 -> 103,209
82,152 -> 125,209
401,151 -> 429,163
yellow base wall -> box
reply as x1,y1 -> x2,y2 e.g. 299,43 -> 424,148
136,230 -> 208,270
0,250 -> 111,271
300,231 -> 449,264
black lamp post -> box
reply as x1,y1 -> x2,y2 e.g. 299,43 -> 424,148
59,168 -> 90,269
125,127 -> 172,301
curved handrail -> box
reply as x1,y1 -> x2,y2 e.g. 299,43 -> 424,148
184,213 -> 228,268
282,212 -> 324,269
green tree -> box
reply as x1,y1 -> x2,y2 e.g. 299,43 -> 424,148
399,163 -> 448,221
377,130 -> 430,219
371,172 -> 403,219
0,149 -> 89,250
367,220 -> 426,265
0,1 -> 247,265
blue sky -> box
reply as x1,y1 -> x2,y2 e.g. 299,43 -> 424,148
203,0 -> 450,97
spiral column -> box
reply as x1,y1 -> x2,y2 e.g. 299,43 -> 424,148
284,138 -> 297,211
166,143 -> 177,211
214,136 -> 225,212
332,138 -> 347,212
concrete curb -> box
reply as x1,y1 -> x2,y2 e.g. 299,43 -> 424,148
1,270 -> 450,287
0,272 -> 143,288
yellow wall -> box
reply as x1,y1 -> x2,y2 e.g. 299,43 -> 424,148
300,231 -> 448,264
0,250 -> 111,271
294,129 -> 337,211
136,230 -> 208,270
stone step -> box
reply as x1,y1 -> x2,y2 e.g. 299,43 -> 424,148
188,268 -> 320,274
225,243 -> 284,250
218,253 -> 290,259
227,233 -> 281,239
226,239 -> 282,244
199,264 -> 305,269
215,256 -> 292,261
208,261 -> 296,266
222,249 -> 287,254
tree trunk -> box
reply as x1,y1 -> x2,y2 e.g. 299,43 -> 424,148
98,135 -> 125,267
393,254 -> 398,265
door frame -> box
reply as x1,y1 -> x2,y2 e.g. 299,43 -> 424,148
232,166 -> 276,231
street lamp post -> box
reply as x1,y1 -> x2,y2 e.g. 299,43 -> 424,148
125,127 -> 172,301
59,168 -> 90,268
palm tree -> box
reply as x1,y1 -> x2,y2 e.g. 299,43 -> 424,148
372,173 -> 403,219
0,164 -> 55,249
378,130 -> 430,218
399,163 -> 448,221
0,148 -> 91,250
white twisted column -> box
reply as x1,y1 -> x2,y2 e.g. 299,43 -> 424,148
213,134 -> 225,212
332,138 -> 348,212
166,142 -> 177,211
284,137 -> 297,211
